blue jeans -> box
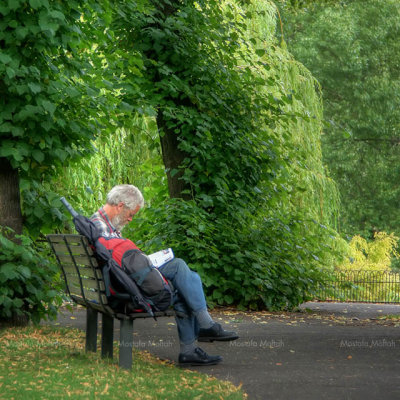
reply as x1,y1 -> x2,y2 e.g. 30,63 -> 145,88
159,258 -> 207,344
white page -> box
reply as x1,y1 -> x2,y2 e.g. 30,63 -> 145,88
148,248 -> 174,268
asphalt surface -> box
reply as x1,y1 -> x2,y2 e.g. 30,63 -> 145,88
47,302 -> 400,400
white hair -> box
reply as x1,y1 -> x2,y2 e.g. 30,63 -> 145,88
106,184 -> 144,210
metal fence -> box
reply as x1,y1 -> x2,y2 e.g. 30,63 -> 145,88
315,270 -> 400,303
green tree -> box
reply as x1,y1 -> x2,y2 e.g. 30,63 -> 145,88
278,0 -> 400,237
0,0 -> 117,324
87,0 -> 343,309
0,0 -> 343,319
1,1 -> 98,235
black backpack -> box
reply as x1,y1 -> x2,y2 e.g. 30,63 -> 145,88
98,236 -> 174,312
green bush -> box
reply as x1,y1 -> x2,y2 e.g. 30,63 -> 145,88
0,231 -> 62,324
130,198 -> 340,310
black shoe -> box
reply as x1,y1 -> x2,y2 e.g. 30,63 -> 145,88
178,347 -> 223,366
198,322 -> 239,342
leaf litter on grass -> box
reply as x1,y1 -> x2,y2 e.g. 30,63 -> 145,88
0,326 -> 246,400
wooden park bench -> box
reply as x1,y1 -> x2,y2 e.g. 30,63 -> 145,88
46,233 -> 174,369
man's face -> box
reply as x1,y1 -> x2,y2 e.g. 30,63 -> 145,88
111,204 -> 141,231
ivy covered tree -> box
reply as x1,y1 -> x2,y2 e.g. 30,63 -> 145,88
95,0 -> 342,309
53,0 -> 343,310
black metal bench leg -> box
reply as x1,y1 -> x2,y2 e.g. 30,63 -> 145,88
86,307 -> 98,352
101,313 -> 114,359
119,318 -> 133,369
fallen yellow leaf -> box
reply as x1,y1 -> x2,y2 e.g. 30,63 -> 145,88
101,383 -> 109,395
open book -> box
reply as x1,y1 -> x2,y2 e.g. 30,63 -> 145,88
148,248 -> 174,268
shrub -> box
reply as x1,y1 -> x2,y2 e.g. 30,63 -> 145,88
0,230 -> 62,325
338,232 -> 399,271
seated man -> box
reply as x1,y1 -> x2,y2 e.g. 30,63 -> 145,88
91,184 -> 239,366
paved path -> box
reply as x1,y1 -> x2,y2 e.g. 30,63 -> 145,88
48,302 -> 400,400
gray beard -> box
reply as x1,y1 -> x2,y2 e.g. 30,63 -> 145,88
111,214 -> 125,232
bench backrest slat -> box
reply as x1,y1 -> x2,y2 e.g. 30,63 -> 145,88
66,274 -> 105,291
62,264 -> 102,280
50,241 -> 94,256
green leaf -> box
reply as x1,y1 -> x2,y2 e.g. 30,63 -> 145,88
39,19 -> 59,35
12,298 -> 24,308
8,0 -> 22,11
120,101 -> 134,112
20,179 -> 31,191
18,105 -> 41,120
0,5 -> 10,16
17,266 -> 31,279
6,66 -> 15,79
32,149 -> 45,163
50,196 -> 61,207
65,86 -> 80,97
41,100 -> 56,115
28,82 -> 42,94
11,126 -> 24,137
224,295 -> 234,304
54,148 -> 68,161
0,122 -> 12,133
16,26 -> 29,39
29,0 -> 43,9
0,53 -> 12,64
8,20 -> 18,28
49,10 -> 65,20
12,150 -> 24,162
33,206 -> 45,218
0,263 -> 19,281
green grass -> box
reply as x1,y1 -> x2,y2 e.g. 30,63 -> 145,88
0,326 -> 246,400
377,314 -> 400,321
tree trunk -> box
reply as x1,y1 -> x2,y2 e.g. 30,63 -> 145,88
0,158 -> 28,326
157,113 -> 192,199
0,158 -> 23,235
150,0 -> 192,200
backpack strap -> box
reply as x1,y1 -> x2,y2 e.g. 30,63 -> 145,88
102,259 -> 154,317
98,208 -> 120,237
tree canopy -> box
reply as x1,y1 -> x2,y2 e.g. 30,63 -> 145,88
278,0 -> 400,237
0,0 -> 343,323
0,0 -> 117,323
